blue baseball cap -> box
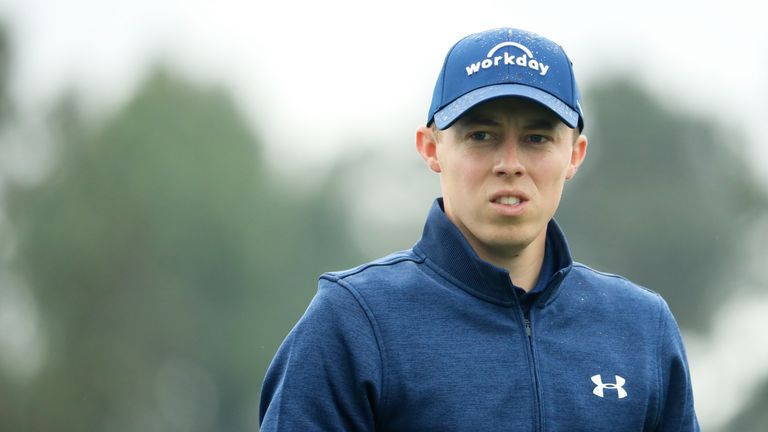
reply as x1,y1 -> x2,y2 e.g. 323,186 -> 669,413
427,28 -> 584,131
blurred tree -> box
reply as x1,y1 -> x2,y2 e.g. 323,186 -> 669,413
558,78 -> 768,331
3,68 -> 360,432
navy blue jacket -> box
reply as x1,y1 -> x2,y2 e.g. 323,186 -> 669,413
260,199 -> 699,431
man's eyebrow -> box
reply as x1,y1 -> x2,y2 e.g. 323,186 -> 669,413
457,115 -> 559,130
457,115 -> 502,127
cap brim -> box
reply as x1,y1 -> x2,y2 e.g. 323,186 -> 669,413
432,84 -> 580,130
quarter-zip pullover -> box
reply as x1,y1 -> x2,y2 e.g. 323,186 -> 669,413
260,198 -> 699,431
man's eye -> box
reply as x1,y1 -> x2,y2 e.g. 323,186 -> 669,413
528,134 -> 549,144
469,132 -> 493,141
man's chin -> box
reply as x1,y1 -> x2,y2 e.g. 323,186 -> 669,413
481,237 -> 532,258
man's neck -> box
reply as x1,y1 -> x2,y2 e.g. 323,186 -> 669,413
472,229 -> 547,293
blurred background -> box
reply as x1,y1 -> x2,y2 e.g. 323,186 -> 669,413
0,1 -> 766,431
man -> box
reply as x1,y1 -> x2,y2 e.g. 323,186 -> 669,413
260,27 -> 699,431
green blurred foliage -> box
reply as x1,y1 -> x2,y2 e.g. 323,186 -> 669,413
558,79 -> 768,331
2,68 -> 360,431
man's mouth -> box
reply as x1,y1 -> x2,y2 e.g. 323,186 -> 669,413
493,196 -> 521,206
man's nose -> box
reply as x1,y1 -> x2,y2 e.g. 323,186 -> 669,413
493,140 -> 525,177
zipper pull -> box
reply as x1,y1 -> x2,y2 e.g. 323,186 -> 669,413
524,318 -> 532,337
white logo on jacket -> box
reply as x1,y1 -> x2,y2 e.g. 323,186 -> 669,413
591,374 -> 628,399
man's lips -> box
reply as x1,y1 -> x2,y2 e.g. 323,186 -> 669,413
489,191 -> 530,216
489,191 -> 529,205
494,196 -> 521,205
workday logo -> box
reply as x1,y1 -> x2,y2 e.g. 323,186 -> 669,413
591,374 -> 628,399
465,41 -> 550,77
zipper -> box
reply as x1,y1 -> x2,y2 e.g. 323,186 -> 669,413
521,312 -> 543,432
508,277 -> 545,431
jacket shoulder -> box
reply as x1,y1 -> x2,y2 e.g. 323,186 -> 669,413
567,262 -> 663,306
319,249 -> 427,302
323,249 -> 424,280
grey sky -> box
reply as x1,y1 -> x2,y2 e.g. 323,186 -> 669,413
0,0 -> 766,181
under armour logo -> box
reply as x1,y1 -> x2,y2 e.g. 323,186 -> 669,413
591,374 -> 628,399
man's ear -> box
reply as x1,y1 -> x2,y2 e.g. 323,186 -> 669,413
566,134 -> 588,180
416,125 -> 442,173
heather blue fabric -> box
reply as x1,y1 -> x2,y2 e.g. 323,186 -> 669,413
259,199 -> 699,431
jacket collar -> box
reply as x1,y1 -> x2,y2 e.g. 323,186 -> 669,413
414,198 -> 573,307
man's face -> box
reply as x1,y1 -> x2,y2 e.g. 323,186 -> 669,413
417,97 -> 587,263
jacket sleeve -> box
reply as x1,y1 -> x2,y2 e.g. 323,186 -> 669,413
655,298 -> 700,432
259,277 -> 383,431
